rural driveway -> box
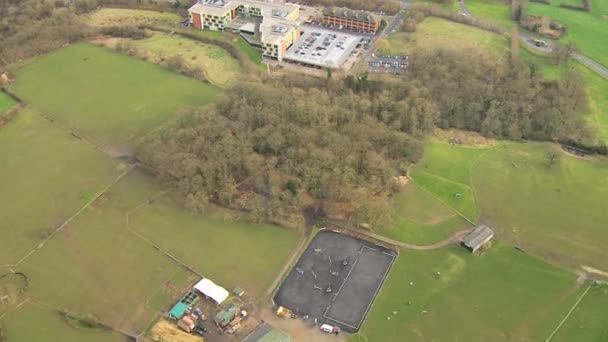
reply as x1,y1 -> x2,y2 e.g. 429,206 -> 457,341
458,0 -> 608,79
328,221 -> 474,251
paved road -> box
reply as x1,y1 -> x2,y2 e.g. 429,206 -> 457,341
382,1 -> 409,36
457,0 -> 608,79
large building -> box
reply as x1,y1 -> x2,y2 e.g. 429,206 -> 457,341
188,0 -> 301,61
322,7 -> 380,34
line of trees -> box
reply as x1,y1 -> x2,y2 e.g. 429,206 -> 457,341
139,48 -> 592,230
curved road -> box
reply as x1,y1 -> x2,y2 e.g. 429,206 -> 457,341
456,0 -> 608,79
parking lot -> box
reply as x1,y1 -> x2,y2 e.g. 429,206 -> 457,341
284,27 -> 362,68
368,54 -> 409,75
273,230 -> 396,333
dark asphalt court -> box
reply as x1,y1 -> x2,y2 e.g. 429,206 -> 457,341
273,229 -> 396,332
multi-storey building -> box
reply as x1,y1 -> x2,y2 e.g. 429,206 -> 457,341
322,7 -> 380,34
188,0 -> 301,61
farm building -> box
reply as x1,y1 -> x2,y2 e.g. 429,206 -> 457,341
462,225 -> 494,253
322,7 -> 380,33
194,278 -> 229,304
169,291 -> 198,320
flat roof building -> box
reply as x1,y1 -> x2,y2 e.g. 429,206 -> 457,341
322,7 -> 380,34
462,225 -> 494,253
188,0 -> 301,61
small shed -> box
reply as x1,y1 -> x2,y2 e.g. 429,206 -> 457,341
193,278 -> 229,305
214,304 -> 238,327
462,225 -> 494,253
169,291 -> 198,320
178,315 -> 196,333
233,287 -> 245,297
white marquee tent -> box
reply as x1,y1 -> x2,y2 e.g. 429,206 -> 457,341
193,278 -> 229,305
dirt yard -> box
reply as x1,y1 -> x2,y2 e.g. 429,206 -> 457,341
149,319 -> 202,342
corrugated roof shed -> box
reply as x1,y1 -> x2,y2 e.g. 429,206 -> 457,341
322,7 -> 378,24
463,225 -> 494,251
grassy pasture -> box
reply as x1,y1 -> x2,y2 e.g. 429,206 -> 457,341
86,8 -> 182,28
0,91 -> 16,114
464,0 -> 514,28
472,142 -> 608,271
18,170 -> 178,334
129,191 -> 302,297
132,33 -> 242,87
553,283 -> 608,341
465,0 -> 608,67
355,243 -> 583,341
380,184 -> 471,245
146,267 -> 198,312
8,43 -> 219,152
0,108 -> 120,265
410,140 -> 488,222
383,17 -> 509,59
527,0 -> 608,68
0,303 -> 128,342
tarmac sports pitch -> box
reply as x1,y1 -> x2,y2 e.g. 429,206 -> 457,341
273,229 -> 396,333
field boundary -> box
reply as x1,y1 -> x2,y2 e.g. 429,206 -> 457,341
544,282 -> 593,342
11,166 -> 134,268
124,190 -> 203,278
408,174 -> 477,226
326,221 -> 473,251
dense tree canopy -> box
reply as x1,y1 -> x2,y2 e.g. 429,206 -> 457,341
140,48 -> 590,230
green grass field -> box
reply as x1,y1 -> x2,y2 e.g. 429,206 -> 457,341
465,0 -> 608,67
86,8 -> 182,28
129,190 -> 301,297
8,43 -> 219,152
464,0 -> 515,28
527,0 -> 608,68
472,142 -> 608,271
0,108 -> 120,265
553,283 -> 608,341
355,243 -> 583,341
0,303 -> 128,342
18,169 -> 178,334
132,33 -> 243,87
380,184 -> 471,245
382,17 -> 509,59
410,140 -> 488,222
0,91 -> 16,114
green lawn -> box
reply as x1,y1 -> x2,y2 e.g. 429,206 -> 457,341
129,191 -> 302,297
383,17 -> 509,59
0,91 -> 16,114
86,8 -> 182,28
553,283 -> 608,341
0,108 -> 120,265
472,142 -> 608,271
146,267 -> 198,312
464,0 -> 608,67
528,0 -> 608,69
379,184 -> 471,245
355,243 -> 583,341
0,303 -> 127,342
18,169 -> 178,335
8,43 -> 219,152
409,140 -> 488,222
464,0 -> 514,28
131,33 -> 242,87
